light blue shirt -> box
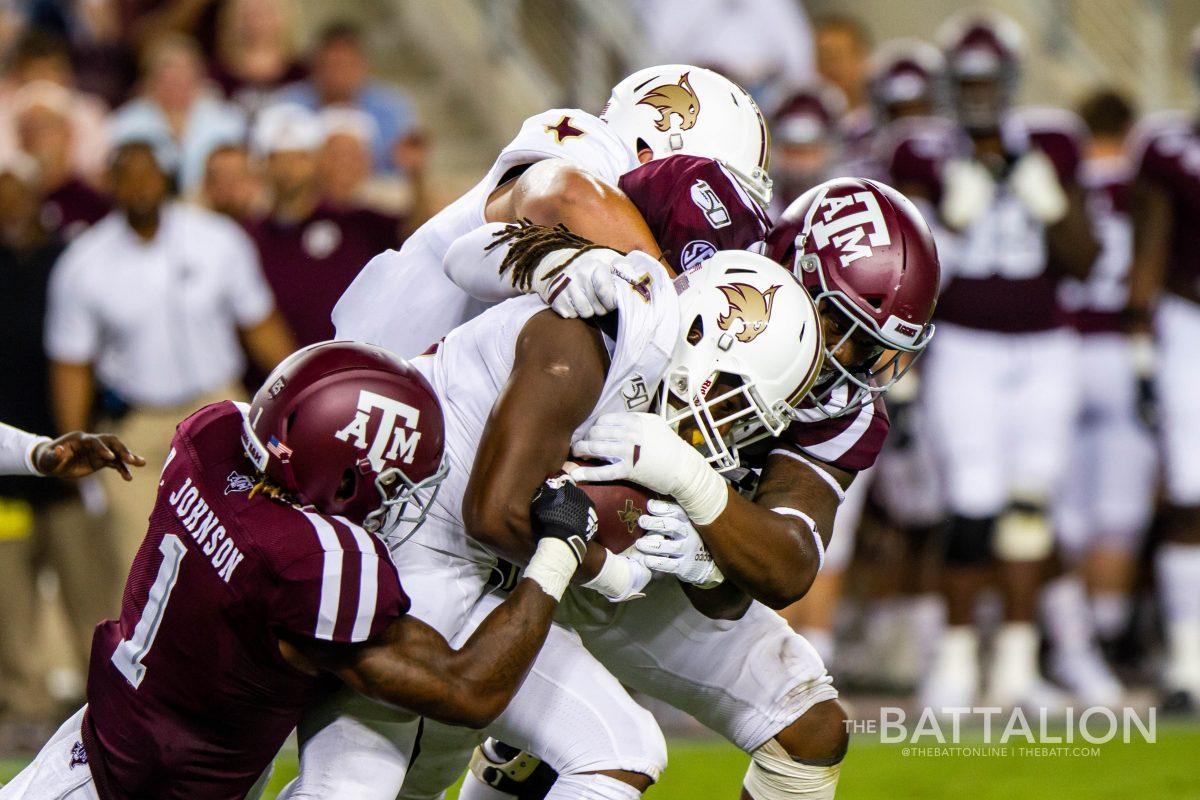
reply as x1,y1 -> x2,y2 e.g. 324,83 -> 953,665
273,80 -> 418,173
111,96 -> 246,192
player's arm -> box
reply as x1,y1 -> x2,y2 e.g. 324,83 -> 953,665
283,479 -> 595,729
462,310 -> 618,586
1044,181 -> 1100,280
1126,177 -> 1173,332
699,453 -> 853,609
488,159 -> 661,258
447,162 -> 664,317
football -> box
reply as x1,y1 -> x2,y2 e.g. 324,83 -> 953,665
563,458 -> 662,553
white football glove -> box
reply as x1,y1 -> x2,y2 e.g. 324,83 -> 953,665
1009,151 -> 1068,224
634,499 -> 725,589
570,412 -> 729,525
940,159 -> 995,231
534,248 -> 622,319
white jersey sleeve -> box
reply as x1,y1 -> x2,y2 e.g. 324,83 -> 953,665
0,422 -> 46,476
332,109 -> 637,358
409,252 -> 677,563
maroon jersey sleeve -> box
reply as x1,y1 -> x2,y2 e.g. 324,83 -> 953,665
1014,107 -> 1087,187
270,516 -> 409,645
875,116 -> 964,205
618,154 -> 769,273
773,394 -> 891,472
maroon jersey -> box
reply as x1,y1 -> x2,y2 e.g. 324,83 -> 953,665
775,393 -> 890,473
1058,156 -> 1132,333
1132,111 -> 1200,297
618,154 -> 769,274
83,400 -> 407,800
40,179 -> 111,241
887,109 -> 1087,333
244,205 -> 402,345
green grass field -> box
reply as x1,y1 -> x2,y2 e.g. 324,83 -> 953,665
5,723 -> 1198,799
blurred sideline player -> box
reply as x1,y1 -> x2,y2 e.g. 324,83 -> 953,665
0,423 -> 142,481
1126,27 -> 1200,711
766,83 -> 845,219
1048,88 -> 1154,705
1,341 -> 599,800
333,64 -> 773,357
894,11 -> 1100,709
782,38 -> 950,671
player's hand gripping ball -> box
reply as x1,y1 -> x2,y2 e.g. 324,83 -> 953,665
559,458 -> 662,554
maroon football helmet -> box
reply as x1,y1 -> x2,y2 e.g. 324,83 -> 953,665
242,340 -> 447,540
868,39 -> 946,122
766,177 -> 940,418
938,11 -> 1024,132
772,84 -> 846,146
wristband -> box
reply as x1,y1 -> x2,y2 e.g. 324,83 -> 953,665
523,539 -> 578,601
24,436 -> 50,476
672,460 -> 730,526
582,549 -> 644,601
771,507 -> 825,573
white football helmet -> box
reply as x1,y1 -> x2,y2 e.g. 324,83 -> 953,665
601,65 -> 773,208
661,250 -> 824,471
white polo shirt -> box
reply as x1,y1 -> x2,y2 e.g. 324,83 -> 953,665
45,202 -> 275,408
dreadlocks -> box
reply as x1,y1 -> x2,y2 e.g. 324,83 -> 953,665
486,219 -> 624,292
248,474 -> 297,505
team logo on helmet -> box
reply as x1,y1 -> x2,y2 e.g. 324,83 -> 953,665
806,189 -> 893,268
637,72 -> 701,132
333,390 -> 423,472
717,283 -> 780,343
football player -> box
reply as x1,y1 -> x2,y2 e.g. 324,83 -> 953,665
1126,26 -> 1200,712
0,422 -> 142,480
0,341 -> 599,800
332,64 -> 772,353
395,177 -> 938,800
767,83 -> 846,218
1047,88 -> 1151,706
890,10 -> 1100,709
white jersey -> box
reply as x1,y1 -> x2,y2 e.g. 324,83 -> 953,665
0,422 -> 44,476
410,252 -> 677,562
332,109 -> 638,357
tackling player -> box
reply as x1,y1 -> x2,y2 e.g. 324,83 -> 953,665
0,422 -> 143,480
0,341 -> 599,800
332,64 -> 772,354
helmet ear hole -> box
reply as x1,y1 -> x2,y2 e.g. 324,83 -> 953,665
862,294 -> 885,312
686,315 -> 704,345
335,468 -> 357,502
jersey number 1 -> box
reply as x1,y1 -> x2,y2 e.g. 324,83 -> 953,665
111,534 -> 188,688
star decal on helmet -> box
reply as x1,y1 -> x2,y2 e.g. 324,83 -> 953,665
544,115 -> 586,143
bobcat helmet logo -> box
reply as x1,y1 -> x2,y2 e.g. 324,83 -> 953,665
637,72 -> 701,132
717,283 -> 780,343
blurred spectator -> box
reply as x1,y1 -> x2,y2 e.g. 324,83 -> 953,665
111,34 -> 245,193
317,105 -> 375,211
814,14 -> 872,119
12,81 -> 112,240
633,0 -> 815,105
44,139 -> 294,568
244,103 -> 401,347
211,0 -> 306,115
0,158 -> 119,718
202,142 -> 263,219
767,83 -> 845,216
275,20 -> 426,176
120,0 -> 224,54
0,29 -> 111,184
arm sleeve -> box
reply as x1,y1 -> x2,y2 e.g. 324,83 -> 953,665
222,223 -> 276,327
44,248 -> 100,364
443,223 -> 525,302
272,543 -> 409,644
0,423 -> 47,476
